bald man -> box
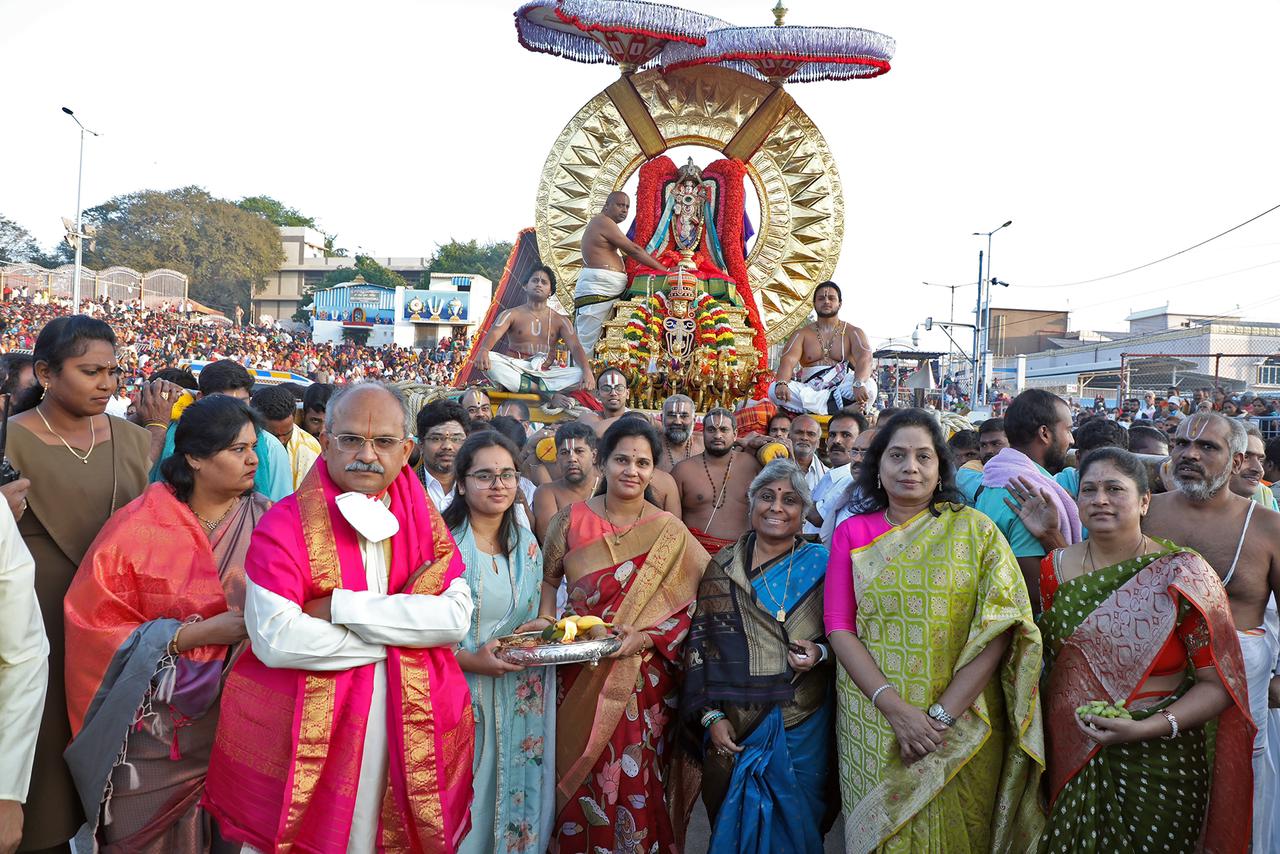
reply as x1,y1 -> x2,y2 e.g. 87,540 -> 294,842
657,393 -> 703,472
672,408 -> 769,556
575,191 -> 672,355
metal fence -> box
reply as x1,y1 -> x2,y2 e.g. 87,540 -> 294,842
0,262 -> 189,308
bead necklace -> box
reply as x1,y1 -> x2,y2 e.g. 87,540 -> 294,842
36,404 -> 95,464
703,450 -> 735,530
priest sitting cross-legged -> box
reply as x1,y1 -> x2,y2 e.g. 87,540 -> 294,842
474,264 -> 596,396
203,381 -> 476,853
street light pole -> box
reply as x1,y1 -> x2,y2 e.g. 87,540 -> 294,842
62,107 -> 98,314
922,280 -> 975,380
972,220 -> 1012,404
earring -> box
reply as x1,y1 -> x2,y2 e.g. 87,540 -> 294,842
877,475 -> 882,490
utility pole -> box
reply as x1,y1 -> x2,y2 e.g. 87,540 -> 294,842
62,107 -> 99,313
972,250 -> 983,407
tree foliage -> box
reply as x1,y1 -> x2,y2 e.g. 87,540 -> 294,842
426,239 -> 513,285
318,255 -> 409,290
0,215 -> 55,266
80,186 -> 283,314
236,195 -> 316,228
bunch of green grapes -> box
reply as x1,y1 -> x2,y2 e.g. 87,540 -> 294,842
1076,699 -> 1131,720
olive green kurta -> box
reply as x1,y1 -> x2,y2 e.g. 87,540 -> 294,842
8,417 -> 149,851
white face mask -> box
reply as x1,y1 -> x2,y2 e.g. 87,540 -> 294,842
335,491 -> 399,542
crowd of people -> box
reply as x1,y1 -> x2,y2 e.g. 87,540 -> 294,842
2,299 -> 1280,854
0,295 -> 474,387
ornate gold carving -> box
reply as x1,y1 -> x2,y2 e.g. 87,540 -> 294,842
536,65 -> 842,344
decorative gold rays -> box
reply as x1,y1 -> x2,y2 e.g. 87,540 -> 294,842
535,64 -> 843,344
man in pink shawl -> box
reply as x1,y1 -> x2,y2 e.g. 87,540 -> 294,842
974,389 -> 1081,607
204,382 -> 476,853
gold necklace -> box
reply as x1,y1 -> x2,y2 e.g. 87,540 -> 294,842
1085,533 -> 1149,574
754,538 -> 799,622
817,321 -> 845,361
36,404 -> 95,464
602,494 -> 644,547
192,499 -> 237,533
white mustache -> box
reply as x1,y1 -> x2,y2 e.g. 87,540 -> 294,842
346,461 -> 385,474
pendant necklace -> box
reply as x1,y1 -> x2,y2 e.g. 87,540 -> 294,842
192,500 -> 236,534
756,540 -> 799,622
603,494 -> 644,547
817,321 -> 845,362
36,404 -> 95,464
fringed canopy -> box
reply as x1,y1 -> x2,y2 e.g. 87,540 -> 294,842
514,0 -> 728,70
661,25 -> 896,83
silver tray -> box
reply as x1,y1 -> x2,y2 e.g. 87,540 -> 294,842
494,631 -> 622,667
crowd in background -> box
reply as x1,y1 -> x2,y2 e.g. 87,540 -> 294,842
0,295 -> 474,385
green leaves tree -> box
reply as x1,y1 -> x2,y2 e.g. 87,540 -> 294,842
317,255 -> 409,290
79,186 -> 283,314
237,195 -> 346,257
0,215 -> 55,265
426,239 -> 512,285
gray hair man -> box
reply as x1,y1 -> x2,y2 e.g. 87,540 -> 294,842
1144,411 -> 1280,850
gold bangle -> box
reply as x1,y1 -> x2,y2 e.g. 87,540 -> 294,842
145,421 -> 168,430
168,623 -> 185,656
537,614 -> 556,623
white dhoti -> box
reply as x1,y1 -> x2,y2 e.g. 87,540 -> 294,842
484,352 -> 583,394
1239,625 -> 1275,850
573,268 -> 629,356
769,362 -> 877,415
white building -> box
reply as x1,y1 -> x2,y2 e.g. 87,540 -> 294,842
309,272 -> 492,349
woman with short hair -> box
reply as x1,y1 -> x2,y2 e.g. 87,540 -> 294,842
63,395 -> 270,851
678,459 -> 835,853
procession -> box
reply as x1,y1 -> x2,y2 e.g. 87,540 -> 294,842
5,1 -> 1280,853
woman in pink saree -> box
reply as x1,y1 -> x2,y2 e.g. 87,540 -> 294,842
528,416 -> 707,854
63,396 -> 270,852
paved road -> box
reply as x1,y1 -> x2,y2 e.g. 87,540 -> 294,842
683,798 -> 845,853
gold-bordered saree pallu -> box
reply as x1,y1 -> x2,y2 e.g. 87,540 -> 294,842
543,502 -> 707,854
1040,549 -> 1255,854
203,464 -> 474,853
836,506 -> 1045,854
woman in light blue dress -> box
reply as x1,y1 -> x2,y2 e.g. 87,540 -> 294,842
443,431 -> 553,854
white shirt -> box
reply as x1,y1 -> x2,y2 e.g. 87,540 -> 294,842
805,462 -> 853,536
243,493 -> 472,852
0,504 -> 47,802
798,455 -> 829,494
423,473 -> 455,513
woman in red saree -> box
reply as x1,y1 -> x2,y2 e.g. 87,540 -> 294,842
62,396 -> 270,852
528,416 -> 707,854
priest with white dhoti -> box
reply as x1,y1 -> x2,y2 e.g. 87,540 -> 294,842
204,382 -> 476,853
476,265 -> 595,395
575,191 -> 674,355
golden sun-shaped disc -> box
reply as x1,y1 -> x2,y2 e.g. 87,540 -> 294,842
535,64 -> 844,344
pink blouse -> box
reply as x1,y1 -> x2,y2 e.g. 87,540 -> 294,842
824,512 -> 893,634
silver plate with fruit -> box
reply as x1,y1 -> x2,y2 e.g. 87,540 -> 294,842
494,619 -> 621,667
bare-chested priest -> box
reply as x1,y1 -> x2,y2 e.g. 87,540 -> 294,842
672,408 -> 773,556
657,394 -> 703,472
1143,411 -> 1280,849
770,281 -> 876,415
575,191 -> 672,355
474,265 -> 595,396
532,421 -> 599,542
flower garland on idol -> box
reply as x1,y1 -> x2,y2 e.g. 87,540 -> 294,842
622,291 -> 737,378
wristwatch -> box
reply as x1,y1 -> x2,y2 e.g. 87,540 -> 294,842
927,703 -> 956,728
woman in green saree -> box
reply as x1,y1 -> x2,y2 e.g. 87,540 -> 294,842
825,409 -> 1044,853
1025,446 -> 1255,852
